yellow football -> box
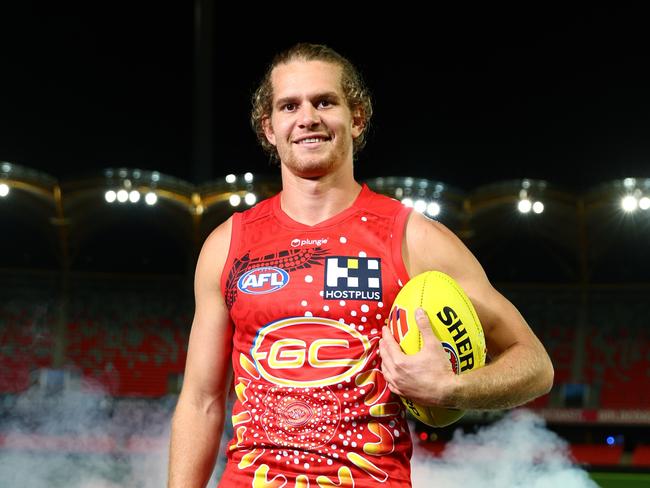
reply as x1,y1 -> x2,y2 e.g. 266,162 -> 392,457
388,271 -> 487,427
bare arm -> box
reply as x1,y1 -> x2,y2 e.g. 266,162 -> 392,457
379,212 -> 553,410
168,218 -> 233,488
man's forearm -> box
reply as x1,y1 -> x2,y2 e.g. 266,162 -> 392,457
445,342 -> 554,410
168,394 -> 226,488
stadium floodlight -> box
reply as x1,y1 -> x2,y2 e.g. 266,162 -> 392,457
229,194 -> 241,206
129,190 -> 140,203
244,192 -> 257,206
104,190 -> 117,203
225,174 -> 236,183
0,183 -> 9,197
116,189 -> 129,203
145,192 -> 157,206
401,197 -> 414,208
623,178 -> 636,190
426,201 -> 441,217
621,195 -> 638,212
532,201 -> 544,214
639,197 -> 650,210
517,199 -> 532,213
244,172 -> 254,183
414,199 -> 427,213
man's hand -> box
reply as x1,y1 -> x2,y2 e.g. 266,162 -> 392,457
379,307 -> 458,408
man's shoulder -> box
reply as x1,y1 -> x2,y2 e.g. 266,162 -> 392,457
360,185 -> 409,218
202,216 -> 234,256
405,212 -> 464,254
405,211 -> 456,242
237,192 -> 277,224
199,194 -> 278,270
404,211 -> 471,276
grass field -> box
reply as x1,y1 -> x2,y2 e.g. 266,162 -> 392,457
590,472 -> 650,488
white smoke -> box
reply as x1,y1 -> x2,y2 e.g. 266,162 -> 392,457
0,388 -> 596,487
411,410 -> 598,488
0,384 -> 177,487
0,381 -> 235,488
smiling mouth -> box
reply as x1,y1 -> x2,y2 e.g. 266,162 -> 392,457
295,137 -> 330,145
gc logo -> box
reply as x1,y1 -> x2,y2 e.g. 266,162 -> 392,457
251,317 -> 371,387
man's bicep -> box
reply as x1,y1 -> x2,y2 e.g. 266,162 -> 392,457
438,233 -> 545,359
182,221 -> 234,403
405,213 -> 539,357
183,291 -> 232,401
404,212 -> 491,291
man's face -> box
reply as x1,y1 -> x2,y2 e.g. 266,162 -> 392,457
263,60 -> 363,178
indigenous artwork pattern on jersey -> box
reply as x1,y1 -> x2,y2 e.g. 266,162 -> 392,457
219,185 -> 414,487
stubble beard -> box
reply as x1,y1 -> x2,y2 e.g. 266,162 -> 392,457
281,146 -> 339,179
280,138 -> 354,180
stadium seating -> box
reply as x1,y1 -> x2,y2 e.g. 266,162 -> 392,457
569,444 -> 624,466
0,272 -> 191,397
631,444 -> 650,467
2,274 -> 650,412
501,287 -> 579,408
0,286 -> 55,393
65,284 -> 191,397
584,289 -> 650,409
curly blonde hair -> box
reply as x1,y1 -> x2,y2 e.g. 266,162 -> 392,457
251,43 -> 373,162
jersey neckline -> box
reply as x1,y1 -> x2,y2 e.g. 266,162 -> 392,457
272,183 -> 372,230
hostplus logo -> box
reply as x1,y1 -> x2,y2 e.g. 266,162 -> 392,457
290,237 -> 329,248
323,256 -> 382,301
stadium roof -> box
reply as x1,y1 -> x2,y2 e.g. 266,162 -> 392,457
2,162 -> 648,282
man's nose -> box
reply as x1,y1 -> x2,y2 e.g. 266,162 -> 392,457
297,103 -> 320,128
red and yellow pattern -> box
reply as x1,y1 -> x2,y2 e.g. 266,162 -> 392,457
218,186 -> 413,487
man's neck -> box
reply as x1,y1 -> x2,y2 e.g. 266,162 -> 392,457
279,167 -> 362,226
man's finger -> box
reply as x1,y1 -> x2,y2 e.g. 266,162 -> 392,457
380,325 -> 405,357
415,307 -> 442,347
379,328 -> 397,379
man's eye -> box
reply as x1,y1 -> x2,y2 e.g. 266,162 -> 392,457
282,103 -> 296,112
318,100 -> 332,108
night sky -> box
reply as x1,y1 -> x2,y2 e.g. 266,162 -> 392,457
1,4 -> 649,191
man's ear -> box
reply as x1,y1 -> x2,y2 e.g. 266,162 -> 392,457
351,106 -> 365,139
262,116 -> 276,146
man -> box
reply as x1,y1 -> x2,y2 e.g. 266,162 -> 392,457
168,43 -> 553,487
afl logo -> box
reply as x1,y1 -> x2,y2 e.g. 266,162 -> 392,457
251,317 -> 371,387
237,267 -> 289,294
442,342 -> 460,375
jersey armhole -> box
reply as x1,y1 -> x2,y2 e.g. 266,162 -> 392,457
391,205 -> 412,286
219,212 -> 242,297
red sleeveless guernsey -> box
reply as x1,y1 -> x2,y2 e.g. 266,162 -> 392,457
219,184 -> 413,487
